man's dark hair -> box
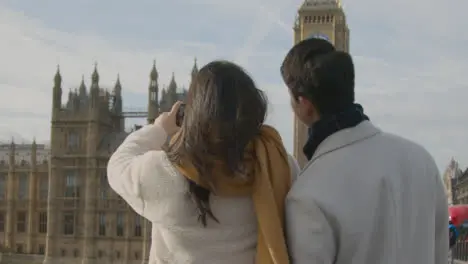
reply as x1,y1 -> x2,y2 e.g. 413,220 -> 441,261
281,38 -> 355,115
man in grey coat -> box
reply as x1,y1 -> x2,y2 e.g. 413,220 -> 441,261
281,38 -> 449,264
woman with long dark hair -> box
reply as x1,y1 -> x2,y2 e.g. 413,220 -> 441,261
107,60 -> 299,264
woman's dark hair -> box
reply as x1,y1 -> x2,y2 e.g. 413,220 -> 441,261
280,38 -> 355,115
165,60 -> 268,226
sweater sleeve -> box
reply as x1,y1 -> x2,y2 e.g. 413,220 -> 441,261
107,118 -> 169,217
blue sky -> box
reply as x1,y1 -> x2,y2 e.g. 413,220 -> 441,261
0,0 -> 466,170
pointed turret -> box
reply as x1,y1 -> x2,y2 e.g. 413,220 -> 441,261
150,60 -> 158,80
77,74 -> 89,109
67,89 -> 73,109
159,86 -> 168,112
114,74 -> 122,95
112,74 -> 123,115
168,73 -> 176,90
92,62 -> 99,84
79,75 -> 87,96
191,57 -> 198,78
74,88 -> 80,110
167,72 -> 177,94
190,57 -> 199,89
161,86 -> 167,103
90,63 -> 100,109
167,72 -> 177,104
110,74 -> 124,130
54,65 -> 62,85
52,65 -> 62,110
147,61 -> 159,123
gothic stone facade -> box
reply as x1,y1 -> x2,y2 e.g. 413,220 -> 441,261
292,0 -> 350,168
451,166 -> 468,205
0,143 -> 50,257
443,159 -> 463,205
0,60 -> 196,264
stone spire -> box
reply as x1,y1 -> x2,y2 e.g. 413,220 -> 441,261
148,61 -> 159,124
150,60 -> 158,80
168,73 -> 176,93
90,62 -> 100,109
79,75 -> 87,95
112,74 -> 123,117
91,62 -> 99,84
191,57 -> 198,77
54,65 -> 62,85
67,89 -> 73,108
161,86 -> 167,100
52,65 -> 62,110
114,74 -> 122,94
167,73 -> 177,104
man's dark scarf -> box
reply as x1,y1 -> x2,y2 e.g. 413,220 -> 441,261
303,103 -> 369,160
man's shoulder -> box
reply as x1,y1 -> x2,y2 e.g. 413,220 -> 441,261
309,127 -> 436,170
378,131 -> 436,165
290,128 -> 438,196
360,130 -> 439,176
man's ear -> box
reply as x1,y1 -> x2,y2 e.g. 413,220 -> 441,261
297,96 -> 314,115
297,96 -> 320,125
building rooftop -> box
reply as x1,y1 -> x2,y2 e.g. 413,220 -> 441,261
300,0 -> 341,10
0,143 -> 50,165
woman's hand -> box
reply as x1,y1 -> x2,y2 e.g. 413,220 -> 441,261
158,101 -> 183,136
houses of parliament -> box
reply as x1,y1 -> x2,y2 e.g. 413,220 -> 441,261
0,60 -> 190,264
0,0 -> 348,263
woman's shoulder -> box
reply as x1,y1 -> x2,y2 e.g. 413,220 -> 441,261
135,150 -> 194,221
138,151 -> 188,196
108,149 -> 188,210
106,121 -> 192,222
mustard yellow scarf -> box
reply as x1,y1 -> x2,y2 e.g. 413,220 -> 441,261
170,125 -> 291,264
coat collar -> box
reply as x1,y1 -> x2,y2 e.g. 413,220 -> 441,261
303,121 -> 381,170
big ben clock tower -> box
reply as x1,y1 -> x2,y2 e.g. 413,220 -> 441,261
293,0 -> 350,168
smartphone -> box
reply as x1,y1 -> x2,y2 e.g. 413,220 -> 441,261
176,103 -> 186,127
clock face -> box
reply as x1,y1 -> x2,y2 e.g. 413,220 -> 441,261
308,33 -> 330,41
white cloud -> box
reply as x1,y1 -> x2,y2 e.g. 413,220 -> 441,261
0,4 -> 294,146
0,0 -> 467,171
